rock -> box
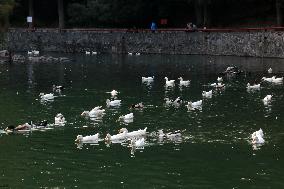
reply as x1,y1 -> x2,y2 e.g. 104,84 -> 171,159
0,50 -> 8,58
12,54 -> 25,63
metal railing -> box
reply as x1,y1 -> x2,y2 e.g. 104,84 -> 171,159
8,26 -> 284,33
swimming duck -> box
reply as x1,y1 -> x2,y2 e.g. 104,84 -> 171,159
75,133 -> 100,143
202,90 -> 213,98
131,138 -> 145,148
263,95 -> 272,105
261,76 -> 274,82
251,128 -> 265,144
52,85 -> 64,92
92,51 -> 97,55
118,113 -> 134,122
178,77 -> 190,86
85,51 -> 91,55
106,99 -> 121,107
142,76 -> 154,83
217,77 -> 223,82
186,100 -> 202,110
105,131 -> 127,141
247,83 -> 260,90
130,102 -> 144,109
54,113 -> 66,126
164,77 -> 175,86
39,93 -> 54,101
81,106 -> 105,117
119,127 -> 147,138
271,76 -> 283,83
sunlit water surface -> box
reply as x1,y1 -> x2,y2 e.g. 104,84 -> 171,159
0,54 -> 283,188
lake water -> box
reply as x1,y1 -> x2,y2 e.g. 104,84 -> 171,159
0,54 -> 283,188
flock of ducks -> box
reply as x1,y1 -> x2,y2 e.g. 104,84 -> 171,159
1,63 -> 282,152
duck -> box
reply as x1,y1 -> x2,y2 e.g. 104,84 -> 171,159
75,133 -> 100,143
32,50 -> 39,56
81,106 -> 105,117
39,93 -> 54,101
5,122 -> 32,133
263,95 -> 272,105
217,77 -> 223,82
173,97 -> 183,107
54,113 -> 66,126
178,77 -> 190,86
119,127 -> 147,138
268,68 -> 272,74
210,82 -> 225,88
52,85 -> 64,92
164,98 -> 173,106
128,52 -> 133,55
106,99 -> 121,107
107,90 -> 118,97
142,76 -> 154,83
91,51 -> 97,55
164,77 -> 175,86
136,52 -> 141,56
27,51 -> 33,55
85,51 -> 91,55
271,76 -> 283,83
158,129 -> 181,139
247,83 -> 260,90
130,102 -> 144,109
105,131 -> 127,141
251,128 -> 265,144
118,113 -> 134,122
202,90 -> 213,98
186,100 -> 202,110
261,76 -> 274,83
131,138 -> 145,148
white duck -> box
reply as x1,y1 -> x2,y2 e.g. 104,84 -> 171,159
54,113 -> 66,126
108,90 -> 118,97
119,113 -> 134,122
40,93 -> 54,101
142,76 -> 154,83
173,97 -> 183,106
131,138 -> 145,148
261,76 -> 274,83
106,99 -> 121,107
210,82 -> 225,88
217,77 -> 223,82
247,83 -> 260,90
186,100 -> 203,110
272,76 -> 283,83
32,50 -> 39,56
164,98 -> 173,106
202,90 -> 213,98
178,77 -> 190,86
81,106 -> 105,117
105,131 -> 127,141
263,95 -> 272,105
165,77 -> 175,86
85,51 -> 91,55
75,133 -> 99,143
92,51 -> 97,55
119,127 -> 147,138
251,128 -> 265,144
268,68 -> 272,74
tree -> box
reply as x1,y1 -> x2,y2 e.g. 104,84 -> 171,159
0,0 -> 15,31
276,0 -> 282,26
58,0 -> 65,29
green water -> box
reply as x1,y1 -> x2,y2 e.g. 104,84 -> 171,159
0,54 -> 283,188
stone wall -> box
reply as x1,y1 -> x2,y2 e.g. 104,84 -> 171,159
6,29 -> 284,58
